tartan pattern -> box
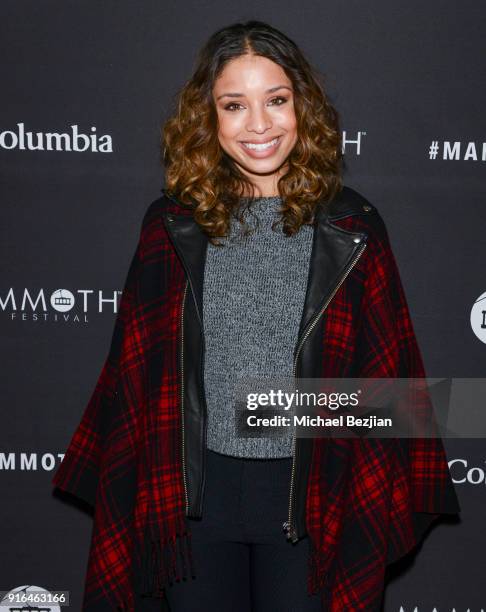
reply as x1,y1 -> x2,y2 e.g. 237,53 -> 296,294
306,211 -> 460,610
52,191 -> 460,611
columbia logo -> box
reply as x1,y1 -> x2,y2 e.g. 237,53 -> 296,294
0,122 -> 113,152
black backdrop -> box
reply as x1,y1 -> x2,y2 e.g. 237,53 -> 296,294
1,2 -> 485,610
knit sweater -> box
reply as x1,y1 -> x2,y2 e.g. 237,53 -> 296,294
202,196 -> 314,458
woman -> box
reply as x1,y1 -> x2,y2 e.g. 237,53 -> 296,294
52,20 -> 460,612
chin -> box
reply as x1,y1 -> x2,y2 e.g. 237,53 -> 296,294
238,155 -> 287,173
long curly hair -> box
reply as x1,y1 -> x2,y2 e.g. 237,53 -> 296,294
161,20 -> 343,246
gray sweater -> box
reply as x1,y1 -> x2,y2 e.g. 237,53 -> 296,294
202,196 -> 314,458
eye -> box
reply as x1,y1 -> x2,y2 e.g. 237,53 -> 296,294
224,102 -> 243,112
269,96 -> 288,106
223,96 -> 289,112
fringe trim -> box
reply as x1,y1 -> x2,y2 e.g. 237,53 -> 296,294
136,522 -> 196,598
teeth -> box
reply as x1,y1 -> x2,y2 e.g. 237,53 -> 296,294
242,137 -> 279,151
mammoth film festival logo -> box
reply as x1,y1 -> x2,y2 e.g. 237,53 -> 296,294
471,292 -> 486,344
51,289 -> 75,312
2,286 -> 121,322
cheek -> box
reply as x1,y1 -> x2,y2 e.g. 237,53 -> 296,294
217,113 -> 241,142
281,108 -> 298,133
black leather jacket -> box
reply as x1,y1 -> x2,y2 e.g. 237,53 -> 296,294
161,186 -> 376,543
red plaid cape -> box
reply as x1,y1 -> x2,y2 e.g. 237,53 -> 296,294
52,189 -> 460,611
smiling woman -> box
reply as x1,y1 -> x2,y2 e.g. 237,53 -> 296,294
212,56 -> 298,193
161,20 -> 342,244
52,17 -> 460,612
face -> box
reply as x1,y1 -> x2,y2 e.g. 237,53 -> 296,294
212,54 -> 298,197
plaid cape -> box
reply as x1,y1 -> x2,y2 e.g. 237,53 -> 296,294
52,189 -> 460,611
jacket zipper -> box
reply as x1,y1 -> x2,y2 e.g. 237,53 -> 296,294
283,239 -> 367,543
180,280 -> 189,513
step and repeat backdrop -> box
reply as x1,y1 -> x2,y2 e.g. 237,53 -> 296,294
1,2 -> 485,611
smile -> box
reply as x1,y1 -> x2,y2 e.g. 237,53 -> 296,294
241,136 -> 281,151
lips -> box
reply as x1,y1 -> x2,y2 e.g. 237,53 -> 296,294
241,136 -> 280,144
240,136 -> 281,150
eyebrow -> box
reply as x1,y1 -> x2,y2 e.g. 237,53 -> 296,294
215,85 -> 293,101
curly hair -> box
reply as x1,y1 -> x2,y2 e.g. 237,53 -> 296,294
161,20 -> 343,246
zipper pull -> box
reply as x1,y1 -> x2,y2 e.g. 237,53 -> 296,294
282,521 -> 298,543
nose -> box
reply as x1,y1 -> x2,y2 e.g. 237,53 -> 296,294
245,104 -> 272,134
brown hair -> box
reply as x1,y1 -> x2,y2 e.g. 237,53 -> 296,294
161,20 -> 343,245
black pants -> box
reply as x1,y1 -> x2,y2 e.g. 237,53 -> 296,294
162,448 -> 321,612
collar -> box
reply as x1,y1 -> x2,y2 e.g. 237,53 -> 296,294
160,186 -> 374,339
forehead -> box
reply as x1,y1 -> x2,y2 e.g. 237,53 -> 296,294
213,55 -> 292,92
